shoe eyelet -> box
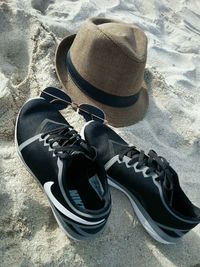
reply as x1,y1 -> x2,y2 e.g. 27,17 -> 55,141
118,157 -> 123,163
145,169 -> 150,175
136,164 -> 140,170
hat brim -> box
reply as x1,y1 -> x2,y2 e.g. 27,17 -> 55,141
55,34 -> 149,127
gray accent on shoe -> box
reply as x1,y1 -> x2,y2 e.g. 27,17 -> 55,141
108,176 -> 181,244
19,134 -> 42,151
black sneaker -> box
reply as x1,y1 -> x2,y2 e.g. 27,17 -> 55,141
15,98 -> 111,240
82,121 -> 200,244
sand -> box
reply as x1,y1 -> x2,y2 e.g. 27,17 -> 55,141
0,0 -> 200,266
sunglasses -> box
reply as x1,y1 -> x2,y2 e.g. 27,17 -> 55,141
40,87 -> 106,124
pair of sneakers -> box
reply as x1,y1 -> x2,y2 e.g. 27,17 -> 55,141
15,87 -> 200,243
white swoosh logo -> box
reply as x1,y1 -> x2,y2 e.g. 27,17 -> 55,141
44,182 -> 105,226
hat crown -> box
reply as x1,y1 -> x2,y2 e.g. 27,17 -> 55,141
70,17 -> 148,96
55,17 -> 149,127
98,22 -> 147,62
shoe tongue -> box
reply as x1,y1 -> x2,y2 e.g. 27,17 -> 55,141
62,153 -> 98,189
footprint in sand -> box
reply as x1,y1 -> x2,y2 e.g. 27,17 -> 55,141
0,7 -> 31,86
31,0 -> 55,15
0,7 -> 32,140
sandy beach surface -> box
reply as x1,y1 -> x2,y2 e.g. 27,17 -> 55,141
0,0 -> 200,266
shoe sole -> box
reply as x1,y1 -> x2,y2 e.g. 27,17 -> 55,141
14,99 -> 105,241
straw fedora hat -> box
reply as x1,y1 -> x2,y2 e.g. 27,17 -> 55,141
55,17 -> 149,127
